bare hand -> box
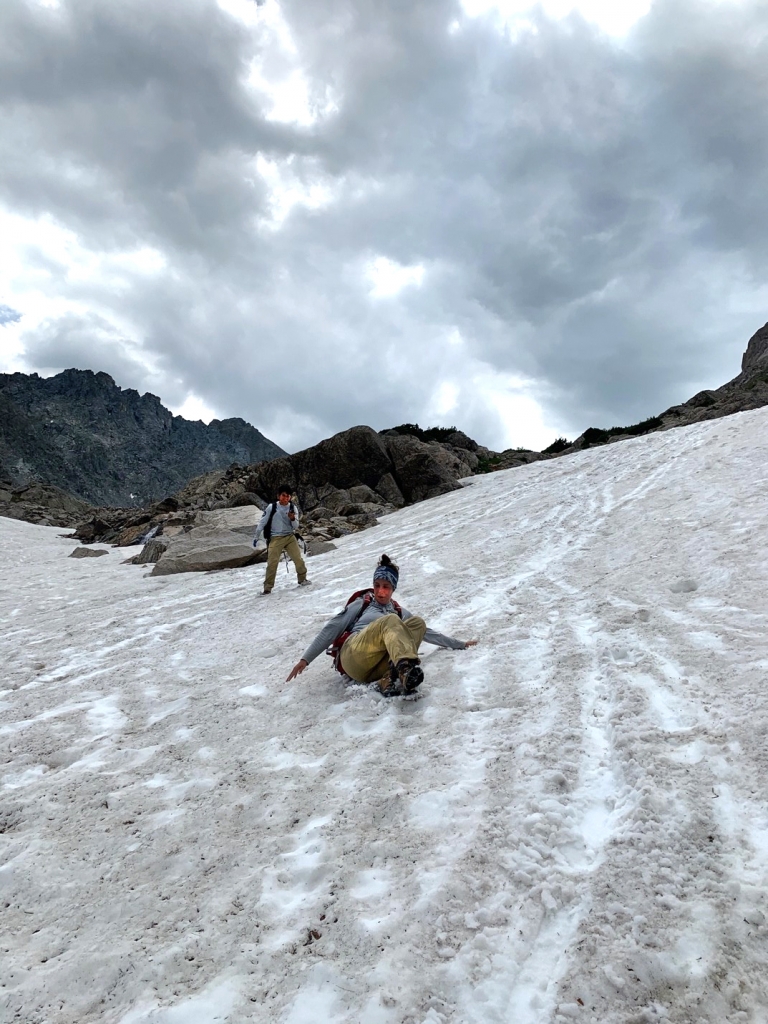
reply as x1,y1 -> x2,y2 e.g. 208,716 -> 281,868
464,639 -> 479,648
286,659 -> 308,681
288,512 -> 296,520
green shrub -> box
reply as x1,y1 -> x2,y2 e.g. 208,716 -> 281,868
476,455 -> 502,473
582,427 -> 610,446
542,437 -> 570,454
581,416 -> 663,448
389,423 -> 459,442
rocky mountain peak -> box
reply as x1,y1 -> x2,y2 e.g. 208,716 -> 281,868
0,368 -> 286,507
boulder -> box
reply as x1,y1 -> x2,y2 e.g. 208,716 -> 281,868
151,526 -> 265,576
382,435 -> 463,503
346,512 -> 380,528
324,518 -> 361,538
320,488 -> 352,514
304,506 -> 332,523
337,501 -> 385,517
425,442 -> 476,480
194,507 -> 260,530
128,537 -> 169,564
115,521 -> 154,547
305,539 -> 337,557
443,430 -> 478,452
228,491 -> 267,510
347,483 -> 382,504
69,547 -> 109,558
151,496 -> 179,514
374,472 -> 405,508
242,425 -> 392,511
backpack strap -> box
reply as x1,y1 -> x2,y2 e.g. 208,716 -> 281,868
262,501 -> 275,543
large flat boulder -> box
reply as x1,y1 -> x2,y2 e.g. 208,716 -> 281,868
150,526 -> 265,576
194,507 -> 260,530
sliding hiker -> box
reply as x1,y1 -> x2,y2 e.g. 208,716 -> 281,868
254,484 -> 310,595
286,554 -> 478,696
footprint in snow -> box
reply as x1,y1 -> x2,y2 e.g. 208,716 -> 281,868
669,578 -> 699,594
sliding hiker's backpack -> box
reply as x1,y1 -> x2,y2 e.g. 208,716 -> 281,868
263,500 -> 295,545
326,589 -> 403,674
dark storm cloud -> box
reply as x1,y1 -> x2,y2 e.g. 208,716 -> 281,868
2,0 -> 767,451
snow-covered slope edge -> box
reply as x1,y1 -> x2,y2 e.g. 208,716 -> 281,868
2,408 -> 767,1024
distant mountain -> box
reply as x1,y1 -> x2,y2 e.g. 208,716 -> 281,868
0,369 -> 286,507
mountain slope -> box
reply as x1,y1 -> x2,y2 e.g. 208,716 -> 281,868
0,368 -> 286,507
2,406 -> 767,1023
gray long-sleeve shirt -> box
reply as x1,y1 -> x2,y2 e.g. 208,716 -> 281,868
301,595 -> 466,665
255,501 -> 299,541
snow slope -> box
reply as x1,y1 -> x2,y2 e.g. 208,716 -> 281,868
2,409 -> 768,1024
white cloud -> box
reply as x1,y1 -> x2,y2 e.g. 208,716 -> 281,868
366,258 -> 425,299
171,393 -> 220,424
255,154 -> 336,229
460,0 -> 653,37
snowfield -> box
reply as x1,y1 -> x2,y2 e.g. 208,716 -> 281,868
2,409 -> 768,1024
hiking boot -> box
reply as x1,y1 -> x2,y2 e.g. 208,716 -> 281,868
373,662 -> 398,698
395,658 -> 423,694
297,579 -> 312,587
261,588 -> 272,596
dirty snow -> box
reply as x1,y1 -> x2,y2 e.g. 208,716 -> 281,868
2,408 -> 768,1024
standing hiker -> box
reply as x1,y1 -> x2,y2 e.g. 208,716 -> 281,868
254,485 -> 310,595
286,554 -> 478,696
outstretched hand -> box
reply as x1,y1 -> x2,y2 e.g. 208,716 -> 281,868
286,659 -> 308,682
464,639 -> 479,648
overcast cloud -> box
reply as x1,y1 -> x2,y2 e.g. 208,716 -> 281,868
1,0 -> 767,452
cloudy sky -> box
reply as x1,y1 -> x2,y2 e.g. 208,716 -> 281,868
1,0 -> 766,453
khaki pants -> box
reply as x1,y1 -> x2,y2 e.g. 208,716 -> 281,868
263,534 -> 307,592
341,614 -> 427,684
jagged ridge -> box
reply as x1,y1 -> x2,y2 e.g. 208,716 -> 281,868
0,369 -> 286,507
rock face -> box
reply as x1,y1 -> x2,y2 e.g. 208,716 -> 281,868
0,368 -> 286,507
741,322 -> 768,375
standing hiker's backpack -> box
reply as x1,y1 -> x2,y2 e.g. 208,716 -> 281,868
326,589 -> 403,674
263,500 -> 295,545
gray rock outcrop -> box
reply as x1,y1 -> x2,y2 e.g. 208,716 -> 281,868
0,479 -> 92,528
0,368 -> 286,507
